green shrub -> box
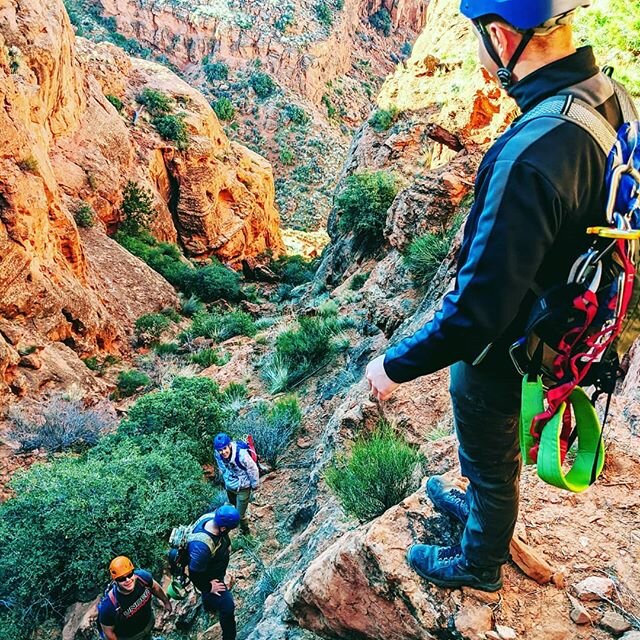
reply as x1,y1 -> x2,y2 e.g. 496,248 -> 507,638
219,382 -> 249,412
282,103 -> 310,125
350,272 -> 369,290
325,421 -> 424,521
271,315 -> 348,389
119,376 -> 226,462
137,87 -> 173,116
279,147 -> 295,165
321,93 -> 337,119
212,97 -> 236,121
369,8 -> 392,36
315,0 -> 333,27
18,155 -> 39,173
0,432 -> 210,633
368,107 -> 398,132
404,215 -> 463,286
120,181 -> 156,236
7,397 -> 114,454
336,171 -> 398,247
185,310 -> 257,343
106,94 -> 124,112
185,261 -> 242,302
204,61 -> 229,82
181,294 -> 205,317
74,202 -> 95,228
232,396 -> 301,467
116,370 -> 151,398
135,312 -> 172,345
249,71 -> 276,99
152,113 -> 189,150
82,354 -> 119,375
272,254 -> 316,286
190,348 -> 224,368
153,341 -> 180,356
257,565 -> 287,602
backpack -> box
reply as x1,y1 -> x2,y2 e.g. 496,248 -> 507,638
509,71 -> 640,492
167,513 -> 222,585
96,573 -> 150,638
234,435 -> 259,471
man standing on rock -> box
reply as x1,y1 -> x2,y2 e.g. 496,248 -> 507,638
366,0 -> 628,591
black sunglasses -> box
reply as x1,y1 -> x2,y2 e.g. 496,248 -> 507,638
116,572 -> 134,583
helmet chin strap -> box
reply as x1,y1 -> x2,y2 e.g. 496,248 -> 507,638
474,20 -> 535,90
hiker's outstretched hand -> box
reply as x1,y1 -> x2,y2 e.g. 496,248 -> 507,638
210,579 -> 227,595
366,355 -> 399,401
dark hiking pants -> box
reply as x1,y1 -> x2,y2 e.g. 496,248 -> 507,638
202,587 -> 236,640
449,361 -> 522,569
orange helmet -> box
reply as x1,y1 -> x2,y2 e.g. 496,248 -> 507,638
109,556 -> 134,580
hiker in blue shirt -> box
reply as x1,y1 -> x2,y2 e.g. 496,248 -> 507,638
188,505 -> 240,640
213,432 -> 259,533
367,0 -> 628,591
97,556 -> 171,640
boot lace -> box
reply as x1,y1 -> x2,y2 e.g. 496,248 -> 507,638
437,544 -> 462,564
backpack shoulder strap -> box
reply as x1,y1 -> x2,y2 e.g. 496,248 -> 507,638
187,530 -> 222,556
108,584 -> 120,612
234,442 -> 247,471
516,93 -> 616,156
611,78 -> 639,122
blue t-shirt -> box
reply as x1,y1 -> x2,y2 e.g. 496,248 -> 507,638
97,569 -> 153,636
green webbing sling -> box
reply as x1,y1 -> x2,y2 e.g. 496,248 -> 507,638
520,377 -> 605,492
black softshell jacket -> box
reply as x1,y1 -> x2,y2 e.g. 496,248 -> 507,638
384,47 -> 625,382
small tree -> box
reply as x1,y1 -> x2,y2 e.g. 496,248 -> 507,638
106,94 -> 124,112
335,171 -> 398,248
249,71 -> 276,99
204,61 -> 229,82
369,8 -> 392,36
137,88 -> 173,116
315,1 -> 333,27
368,107 -> 398,133
120,181 -> 156,236
212,97 -> 236,121
74,202 -> 95,228
152,114 -> 189,150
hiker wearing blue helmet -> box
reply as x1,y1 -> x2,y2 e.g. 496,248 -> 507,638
213,432 -> 259,534
367,0 -> 632,590
187,505 -> 240,640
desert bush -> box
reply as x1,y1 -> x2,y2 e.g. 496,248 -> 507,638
368,107 -> 398,132
120,181 -> 156,236
271,315 -> 348,389
152,113 -> 188,150
233,396 -> 301,468
404,215 -> 463,286
137,87 -> 172,116
7,397 -> 114,454
350,272 -> 369,290
73,202 -> 95,228
204,61 -> 229,82
212,97 -> 236,121
256,565 -> 287,602
135,312 -> 172,345
82,354 -> 119,375
249,71 -> 276,99
219,382 -> 249,412
369,8 -> 392,35
325,421 -> 424,521
185,261 -> 242,302
119,376 -> 226,462
185,310 -> 256,343
116,370 -> 151,398
336,171 -> 398,248
0,431 -> 210,633
106,94 -> 124,112
181,294 -> 205,317
271,254 -> 316,286
18,155 -> 39,173
315,0 -> 333,27
282,103 -> 310,125
190,348 -> 224,368
153,341 -> 180,356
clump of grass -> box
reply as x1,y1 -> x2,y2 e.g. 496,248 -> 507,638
325,421 -> 424,521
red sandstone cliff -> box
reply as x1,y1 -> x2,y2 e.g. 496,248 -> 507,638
0,0 -> 283,395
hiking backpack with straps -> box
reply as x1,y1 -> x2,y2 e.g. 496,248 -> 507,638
509,71 -> 640,493
96,573 -> 151,638
234,435 -> 259,471
167,513 -> 223,586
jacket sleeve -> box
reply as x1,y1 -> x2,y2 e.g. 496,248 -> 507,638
384,158 -> 564,383
240,449 -> 260,489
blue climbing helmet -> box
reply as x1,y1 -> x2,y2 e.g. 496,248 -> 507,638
459,0 -> 592,30
213,505 -> 240,530
213,432 -> 232,451
459,0 -> 592,89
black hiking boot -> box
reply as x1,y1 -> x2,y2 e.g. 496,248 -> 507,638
407,543 -> 502,592
426,476 -> 469,524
